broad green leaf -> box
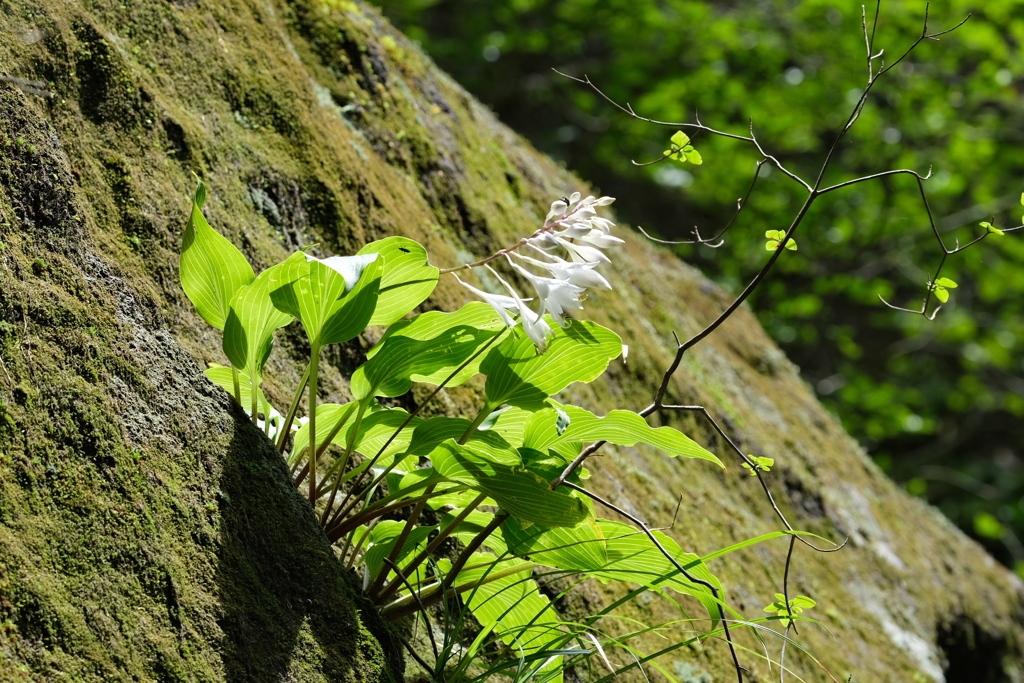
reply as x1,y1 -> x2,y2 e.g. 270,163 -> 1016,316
441,508 -> 508,554
934,277 -> 958,289
289,402 -> 358,466
223,260 -> 296,390
523,405 -> 723,467
791,596 -> 816,609
591,520 -> 723,626
685,148 -> 703,165
981,221 -> 1005,236
203,364 -> 274,417
482,321 -> 622,410
455,551 -> 566,681
933,287 -> 950,303
358,237 -> 439,325
783,239 -> 798,251
352,302 -> 507,400
478,405 -> 534,447
268,253 -> 382,346
501,516 -> 609,571
670,131 -> 690,148
363,520 -> 437,580
292,403 -> 420,477
765,230 -> 785,240
180,180 -> 255,329
765,241 -> 778,251
430,440 -> 590,527
407,416 -> 521,465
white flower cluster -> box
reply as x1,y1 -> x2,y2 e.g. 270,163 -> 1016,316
456,192 -> 620,351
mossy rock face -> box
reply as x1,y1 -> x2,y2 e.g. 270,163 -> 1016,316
0,1 -> 1021,682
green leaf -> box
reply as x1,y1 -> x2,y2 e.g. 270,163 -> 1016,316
352,302 -> 507,400
670,131 -> 691,149
784,239 -> 798,251
180,180 -> 255,329
684,148 -> 703,165
482,321 -> 622,410
449,551 -> 567,675
523,405 -> 723,467
590,520 -> 723,627
223,259 -> 297,389
934,277 -> 958,289
289,402 -> 358,465
478,405 -> 534,447
765,230 -> 785,241
407,416 -> 521,465
765,240 -> 779,251
974,511 -> 1004,539
429,440 -> 590,527
791,595 -> 816,609
268,253 -> 382,347
363,520 -> 437,580
203,364 -> 274,417
741,455 -> 774,476
358,237 -> 439,325
502,516 -> 609,571
933,287 -> 949,303
981,221 -> 1005,236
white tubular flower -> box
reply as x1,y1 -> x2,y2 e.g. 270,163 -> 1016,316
518,299 -> 552,351
576,230 -> 625,250
545,200 -> 568,222
453,274 -> 525,328
508,261 -> 584,327
557,238 -> 611,264
514,252 -> 612,290
489,267 -> 552,351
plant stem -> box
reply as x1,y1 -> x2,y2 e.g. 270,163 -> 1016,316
231,366 -> 241,404
318,402 -> 368,522
307,343 -> 321,505
366,487 -> 433,598
326,327 -> 508,531
375,492 -> 488,604
277,361 -> 311,452
380,511 -> 507,620
250,376 -> 259,425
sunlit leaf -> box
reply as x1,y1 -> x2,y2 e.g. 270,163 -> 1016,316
268,253 -> 382,346
363,520 -> 437,580
430,440 -> 590,527
358,237 -> 439,325
352,302 -> 507,400
180,180 -> 255,329
203,364 -> 274,417
523,405 -> 723,467
223,258 -> 297,394
482,321 -> 622,410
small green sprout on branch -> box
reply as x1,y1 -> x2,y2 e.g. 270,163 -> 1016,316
927,277 -> 958,304
980,221 -> 1004,237
742,456 -> 774,476
664,130 -> 703,165
765,230 -> 797,252
763,594 -> 817,628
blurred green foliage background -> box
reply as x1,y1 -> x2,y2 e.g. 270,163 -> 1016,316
372,0 -> 1024,572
